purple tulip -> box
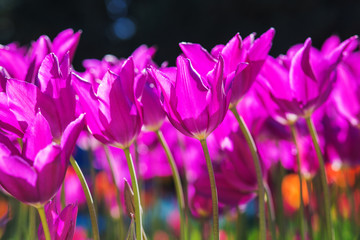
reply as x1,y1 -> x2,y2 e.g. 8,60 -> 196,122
194,129 -> 266,207
135,71 -> 166,131
80,44 -> 157,84
6,53 -> 76,140
180,28 -> 275,107
320,101 -> 360,166
73,57 -> 142,149
148,55 -> 229,140
0,29 -> 80,83
259,36 -> 357,118
38,201 -> 78,240
332,51 -> 360,126
0,112 -> 85,206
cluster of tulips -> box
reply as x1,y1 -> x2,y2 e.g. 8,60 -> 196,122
0,27 -> 359,240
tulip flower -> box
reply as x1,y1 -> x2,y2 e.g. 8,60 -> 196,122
6,53 -> 76,140
180,28 -> 274,107
259,36 -> 357,118
136,72 -> 166,131
258,35 -> 357,240
73,57 -> 142,149
38,201 -> 78,240
194,130 -> 264,207
179,30 -> 274,240
73,56 -> 144,240
149,54 -> 232,240
0,112 -> 84,205
149,55 -> 228,140
332,50 -> 360,127
0,29 -> 80,83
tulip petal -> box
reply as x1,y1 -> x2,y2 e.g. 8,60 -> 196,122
0,47 -> 28,80
33,144 -> 62,203
98,70 -> 141,148
119,57 -> 136,104
179,43 -> 217,76
248,28 -> 275,61
29,35 -> 52,80
72,73 -> 109,143
0,133 -> 20,156
175,56 -> 209,119
131,45 -> 157,71
38,53 -> 62,96
0,155 -> 38,203
289,38 -> 318,104
61,113 -> 85,159
52,29 -> 81,62
23,112 -> 53,160
0,92 -> 24,136
327,35 -> 358,69
57,204 -> 78,240
220,33 -> 245,75
7,78 -> 60,133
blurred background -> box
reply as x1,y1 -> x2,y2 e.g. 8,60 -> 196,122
1,0 -> 360,68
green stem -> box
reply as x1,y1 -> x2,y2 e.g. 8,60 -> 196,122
274,162 -> 286,239
230,107 -> 266,240
123,147 -> 143,240
236,209 -> 246,240
290,124 -> 306,240
61,181 -> 66,209
103,145 -> 125,239
70,156 -> 100,240
37,206 -> 51,240
156,129 -> 187,240
199,138 -> 219,240
305,116 -> 333,240
88,146 -> 98,211
29,205 -> 36,239
264,183 -> 277,240
305,179 -> 314,240
16,202 -> 27,239
342,169 -> 356,236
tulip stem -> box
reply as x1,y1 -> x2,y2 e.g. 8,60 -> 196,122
156,129 -> 187,240
230,107 -> 266,240
37,206 -> 51,240
29,205 -> 36,239
290,124 -> 306,240
305,116 -> 333,240
16,202 -> 27,239
124,147 -> 143,240
61,181 -> 66,209
264,183 -> 276,240
103,145 -> 125,239
199,138 -> 219,240
70,156 -> 100,240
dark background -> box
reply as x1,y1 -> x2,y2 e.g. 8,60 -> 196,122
1,0 -> 359,69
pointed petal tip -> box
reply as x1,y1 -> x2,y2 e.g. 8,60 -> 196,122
179,42 -> 192,46
266,27 -> 276,37
176,54 -> 188,66
304,37 -> 312,45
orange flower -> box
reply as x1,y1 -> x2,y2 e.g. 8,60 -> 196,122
282,174 -> 309,211
326,164 -> 360,188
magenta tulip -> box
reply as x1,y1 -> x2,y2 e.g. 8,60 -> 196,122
180,28 -> 274,107
0,29 -> 80,83
149,55 -> 229,140
73,57 -> 142,149
0,113 -> 85,205
259,36 -> 357,118
38,201 -> 78,240
6,53 -> 76,140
